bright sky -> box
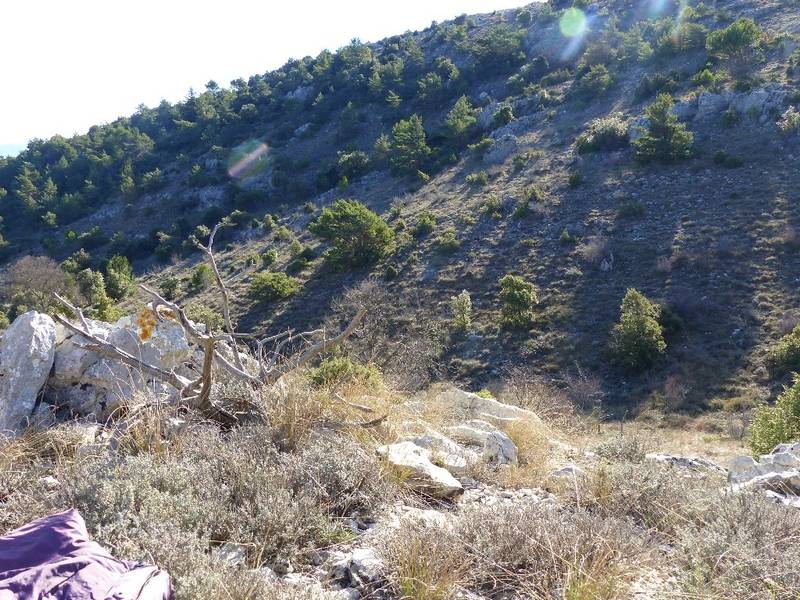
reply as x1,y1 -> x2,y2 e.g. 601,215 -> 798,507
0,0 -> 529,154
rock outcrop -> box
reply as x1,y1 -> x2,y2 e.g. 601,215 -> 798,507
0,312 -> 57,433
729,442 -> 800,507
377,441 -> 463,498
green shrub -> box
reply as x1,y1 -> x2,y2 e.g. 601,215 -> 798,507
435,228 -> 461,253
610,289 -> 666,372
309,199 -> 395,269
480,195 -> 503,219
713,150 -> 744,168
185,304 -> 224,331
450,290 -> 472,332
571,64 -> 611,98
261,249 -> 279,268
499,274 -> 537,328
491,105 -> 514,129
766,325 -> 800,374
617,199 -> 645,219
465,171 -> 489,187
413,212 -> 437,238
706,18 -> 763,78
692,68 -> 724,91
160,276 -> 180,301
104,255 -> 134,301
633,94 -> 694,163
308,356 -> 381,389
444,96 -> 478,139
337,150 -> 370,180
634,72 -> 678,100
748,375 -> 800,456
575,114 -> 629,153
568,171 -> 583,187
778,107 -> 800,135
249,271 -> 301,303
721,108 -> 740,127
188,264 -> 213,292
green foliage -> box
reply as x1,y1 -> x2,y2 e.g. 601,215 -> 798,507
499,274 -> 537,329
706,18 -> 763,77
610,289 -> 666,372
576,114 -> 629,153
435,227 -> 461,253
713,150 -> 744,168
572,64 -> 612,98
721,108 -> 740,128
465,171 -> 489,187
469,24 -> 525,74
634,72 -> 678,100
389,115 -> 431,175
412,211 -> 437,238
766,325 -> 800,374
309,199 -> 394,269
450,289 -> 472,332
184,304 -> 224,331
249,271 -> 301,303
468,137 -> 495,156
337,150 -> 370,180
160,276 -> 180,301
188,264 -> 213,292
633,94 -> 694,163
104,255 -> 134,301
491,105 -> 514,129
480,194 -> 503,219
692,68 -> 724,91
308,356 -> 381,389
444,96 -> 478,139
748,375 -> 800,456
261,248 -> 279,268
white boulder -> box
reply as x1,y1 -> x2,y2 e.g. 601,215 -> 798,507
0,312 -> 57,433
434,388 -> 542,424
445,420 -> 518,465
377,441 -> 463,498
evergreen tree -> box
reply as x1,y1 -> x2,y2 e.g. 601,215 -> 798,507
610,288 -> 666,371
444,96 -> 478,139
499,274 -> 537,328
105,254 -> 134,300
389,115 -> 431,175
634,94 -> 693,163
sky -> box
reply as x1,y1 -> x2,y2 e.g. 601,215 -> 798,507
0,0 -> 530,155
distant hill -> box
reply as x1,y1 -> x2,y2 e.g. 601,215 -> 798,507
2,0 -> 800,413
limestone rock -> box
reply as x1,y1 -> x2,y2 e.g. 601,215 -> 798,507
377,441 -> 463,498
0,312 -> 57,433
434,388 -> 542,424
483,134 -> 518,165
694,91 -> 733,121
646,453 -> 726,474
445,420 -> 518,465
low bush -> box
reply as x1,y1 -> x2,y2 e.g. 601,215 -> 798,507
307,356 -> 381,389
748,375 -> 800,456
575,114 -> 629,153
249,271 -> 301,303
499,274 -> 537,328
412,212 -> 437,237
571,64 -> 612,98
465,171 -> 489,187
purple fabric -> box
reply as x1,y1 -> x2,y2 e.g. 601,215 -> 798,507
0,509 -> 172,599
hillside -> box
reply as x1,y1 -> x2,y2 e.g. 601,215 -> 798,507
2,0 -> 800,415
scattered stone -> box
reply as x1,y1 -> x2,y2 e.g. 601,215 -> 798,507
483,134 -> 518,165
646,453 -> 727,474
434,388 -> 542,425
549,464 -> 586,479
214,542 -> 247,566
0,311 -> 57,434
445,420 -> 518,465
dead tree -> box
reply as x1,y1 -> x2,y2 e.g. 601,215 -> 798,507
54,221 -> 366,420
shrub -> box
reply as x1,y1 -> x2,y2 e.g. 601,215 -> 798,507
104,255 -> 134,300
634,72 -> 677,100
188,264 -> 213,292
766,325 -> 800,374
309,200 -> 395,269
491,105 -> 514,129
575,114 -> 629,153
443,96 -> 478,139
435,228 -> 460,253
609,288 -> 666,372
692,68 -> 724,91
307,356 -> 381,389
568,171 -> 583,187
778,106 -> 800,135
499,274 -> 537,328
185,304 -> 224,331
571,64 -> 612,98
389,115 -> 431,175
465,171 -> 488,187
468,137 -> 494,156
160,276 -> 180,301
706,18 -> 763,77
480,195 -> 503,219
412,211 -> 437,238
617,199 -> 645,218
713,150 -> 744,168
450,290 -> 472,332
721,108 -> 740,127
633,93 -> 693,163
337,150 -> 370,180
260,248 -> 279,268
249,271 -> 301,303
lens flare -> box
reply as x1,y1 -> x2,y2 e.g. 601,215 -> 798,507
559,7 -> 587,38
226,140 -> 269,180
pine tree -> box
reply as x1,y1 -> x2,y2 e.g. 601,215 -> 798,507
634,94 -> 693,163
389,114 -> 431,175
610,288 -> 666,371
